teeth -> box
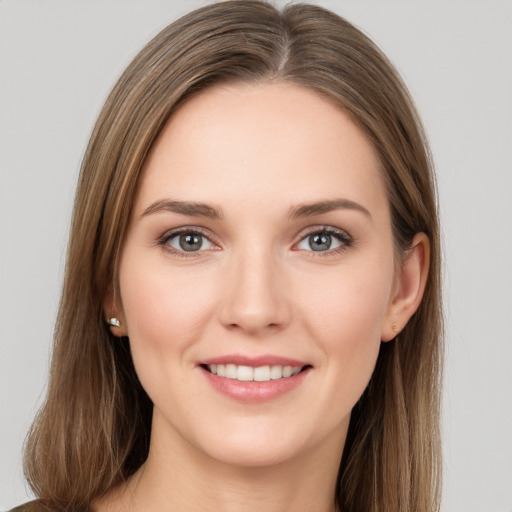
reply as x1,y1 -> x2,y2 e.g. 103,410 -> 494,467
225,364 -> 237,379
270,365 -> 283,380
237,365 -> 253,381
253,365 -> 270,381
207,364 -> 302,381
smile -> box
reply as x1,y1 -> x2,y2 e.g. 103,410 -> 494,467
199,356 -> 312,403
205,364 -> 303,381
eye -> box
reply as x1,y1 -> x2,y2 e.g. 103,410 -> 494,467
296,228 -> 351,253
162,229 -> 216,253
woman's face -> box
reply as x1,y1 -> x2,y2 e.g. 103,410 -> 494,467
114,82 -> 401,468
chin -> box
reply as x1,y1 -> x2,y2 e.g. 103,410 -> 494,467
187,414 -> 346,470
205,436 -> 305,469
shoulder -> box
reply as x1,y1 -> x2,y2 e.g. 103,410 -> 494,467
7,501 -> 54,512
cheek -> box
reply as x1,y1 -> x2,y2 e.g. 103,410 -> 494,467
118,256 -> 218,362
301,264 -> 392,343
298,259 -> 393,401
118,256 -> 223,414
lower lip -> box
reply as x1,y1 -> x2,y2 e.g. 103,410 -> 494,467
200,367 -> 311,403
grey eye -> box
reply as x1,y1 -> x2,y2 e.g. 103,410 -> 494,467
168,232 -> 214,252
297,232 -> 343,252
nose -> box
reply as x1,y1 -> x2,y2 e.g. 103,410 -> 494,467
218,246 -> 291,335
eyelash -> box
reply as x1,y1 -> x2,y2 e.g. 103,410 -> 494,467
295,226 -> 353,257
157,226 -> 219,258
157,225 -> 353,258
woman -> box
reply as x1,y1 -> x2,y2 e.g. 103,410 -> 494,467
14,1 -> 443,511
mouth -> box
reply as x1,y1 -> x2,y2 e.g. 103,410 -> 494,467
200,363 -> 311,382
198,355 -> 313,402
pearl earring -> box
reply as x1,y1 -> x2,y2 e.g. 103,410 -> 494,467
392,322 -> 399,333
108,318 -> 121,328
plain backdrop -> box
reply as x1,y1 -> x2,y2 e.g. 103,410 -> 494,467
1,1 -> 511,510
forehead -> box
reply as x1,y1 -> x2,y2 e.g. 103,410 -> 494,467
136,82 -> 387,218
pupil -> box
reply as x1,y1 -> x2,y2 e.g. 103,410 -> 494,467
179,233 -> 202,251
310,233 -> 331,251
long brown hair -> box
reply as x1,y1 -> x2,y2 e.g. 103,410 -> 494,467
24,2 -> 443,511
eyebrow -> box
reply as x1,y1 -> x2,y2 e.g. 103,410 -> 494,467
289,199 -> 372,220
141,198 -> 371,221
141,199 -> 223,219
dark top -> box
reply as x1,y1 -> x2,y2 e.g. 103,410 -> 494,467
9,502 -> 54,512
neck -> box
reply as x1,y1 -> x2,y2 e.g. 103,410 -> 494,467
95,411 -> 347,512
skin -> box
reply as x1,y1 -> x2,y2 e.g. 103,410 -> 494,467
98,82 -> 429,512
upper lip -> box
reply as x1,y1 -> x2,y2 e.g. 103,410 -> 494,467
199,354 -> 310,368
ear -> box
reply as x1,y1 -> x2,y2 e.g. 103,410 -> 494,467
381,232 -> 430,342
103,284 -> 128,337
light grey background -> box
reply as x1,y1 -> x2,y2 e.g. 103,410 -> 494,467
1,1 -> 511,510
